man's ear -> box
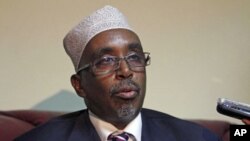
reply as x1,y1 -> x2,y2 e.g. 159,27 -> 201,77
71,74 -> 86,98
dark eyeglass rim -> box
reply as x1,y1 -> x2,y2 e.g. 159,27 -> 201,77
76,52 -> 151,74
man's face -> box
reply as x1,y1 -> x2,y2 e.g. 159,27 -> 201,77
73,29 -> 146,128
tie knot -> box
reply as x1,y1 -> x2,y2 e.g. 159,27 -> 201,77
107,131 -> 136,141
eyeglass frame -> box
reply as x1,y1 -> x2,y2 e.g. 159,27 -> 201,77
76,52 -> 151,75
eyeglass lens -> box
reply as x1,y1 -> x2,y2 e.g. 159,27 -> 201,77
93,52 -> 149,75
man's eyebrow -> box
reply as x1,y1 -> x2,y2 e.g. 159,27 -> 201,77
93,47 -> 114,58
91,43 -> 142,59
128,43 -> 143,52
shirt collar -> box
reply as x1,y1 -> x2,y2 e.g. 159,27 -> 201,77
89,110 -> 142,141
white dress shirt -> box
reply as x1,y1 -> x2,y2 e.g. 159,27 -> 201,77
89,110 -> 142,141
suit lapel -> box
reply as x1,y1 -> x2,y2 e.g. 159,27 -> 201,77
140,109 -> 176,141
141,109 -> 155,141
67,110 -> 101,141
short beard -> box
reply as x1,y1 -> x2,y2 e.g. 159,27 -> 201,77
117,103 -> 136,120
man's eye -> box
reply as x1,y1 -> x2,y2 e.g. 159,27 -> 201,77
127,54 -> 142,61
96,56 -> 115,66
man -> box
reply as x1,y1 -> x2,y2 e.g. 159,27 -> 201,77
15,5 -> 221,141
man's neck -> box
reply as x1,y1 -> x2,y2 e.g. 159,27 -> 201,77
111,120 -> 130,130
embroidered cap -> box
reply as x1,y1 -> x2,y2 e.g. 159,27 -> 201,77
63,5 -> 133,72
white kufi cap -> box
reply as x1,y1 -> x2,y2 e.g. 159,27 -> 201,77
63,5 -> 133,72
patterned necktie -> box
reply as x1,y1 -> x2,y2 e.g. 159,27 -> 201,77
107,130 -> 136,141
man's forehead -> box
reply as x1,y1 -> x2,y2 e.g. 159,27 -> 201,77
86,31 -> 142,55
91,28 -> 139,41
95,42 -> 143,54
86,42 -> 143,59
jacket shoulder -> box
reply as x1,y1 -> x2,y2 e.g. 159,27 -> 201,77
14,110 -> 87,141
141,108 -> 221,141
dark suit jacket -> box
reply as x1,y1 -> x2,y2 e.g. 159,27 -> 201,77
15,108 -> 221,141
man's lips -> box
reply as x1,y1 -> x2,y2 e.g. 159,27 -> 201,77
115,90 -> 138,99
110,79 -> 140,100
112,87 -> 139,99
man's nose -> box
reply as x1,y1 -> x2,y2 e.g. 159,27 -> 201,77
115,59 -> 133,79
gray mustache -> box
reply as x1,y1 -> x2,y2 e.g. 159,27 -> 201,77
110,79 -> 140,96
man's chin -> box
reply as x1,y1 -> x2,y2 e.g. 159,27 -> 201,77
117,104 -> 137,120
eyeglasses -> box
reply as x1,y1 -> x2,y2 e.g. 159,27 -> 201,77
77,52 -> 150,75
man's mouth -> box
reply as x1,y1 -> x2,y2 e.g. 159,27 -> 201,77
115,89 -> 138,99
110,79 -> 140,100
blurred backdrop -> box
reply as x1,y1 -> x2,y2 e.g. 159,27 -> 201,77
0,0 -> 249,123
